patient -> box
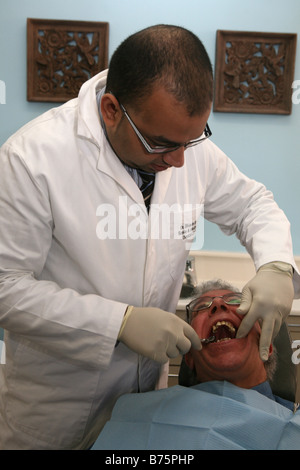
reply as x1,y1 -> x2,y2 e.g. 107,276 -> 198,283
92,280 -> 300,450
184,280 -> 279,399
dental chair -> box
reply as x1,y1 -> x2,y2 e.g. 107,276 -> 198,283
179,321 -> 297,403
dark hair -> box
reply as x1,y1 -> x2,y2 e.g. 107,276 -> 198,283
106,24 -> 213,116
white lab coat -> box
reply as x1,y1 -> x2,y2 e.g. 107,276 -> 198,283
0,70 -> 298,449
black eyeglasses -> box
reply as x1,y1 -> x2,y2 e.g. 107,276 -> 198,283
110,92 -> 212,154
186,293 -> 242,323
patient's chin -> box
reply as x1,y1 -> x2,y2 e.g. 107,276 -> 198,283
202,338 -> 249,370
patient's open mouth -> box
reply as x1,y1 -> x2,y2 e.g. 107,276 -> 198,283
210,321 -> 237,343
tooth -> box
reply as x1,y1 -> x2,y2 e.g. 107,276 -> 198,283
217,337 -> 232,343
212,321 -> 236,333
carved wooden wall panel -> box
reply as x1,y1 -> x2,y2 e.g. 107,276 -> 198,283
214,30 -> 297,114
27,18 -> 109,102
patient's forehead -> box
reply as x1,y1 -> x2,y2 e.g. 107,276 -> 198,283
199,289 -> 233,297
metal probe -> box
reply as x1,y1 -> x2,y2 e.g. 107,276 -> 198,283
200,335 -> 215,344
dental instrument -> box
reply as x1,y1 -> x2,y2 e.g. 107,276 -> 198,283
200,336 -> 215,344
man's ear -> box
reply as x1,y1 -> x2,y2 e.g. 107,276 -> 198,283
100,93 -> 122,129
184,352 -> 195,370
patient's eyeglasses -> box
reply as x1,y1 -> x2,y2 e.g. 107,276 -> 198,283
186,293 -> 242,323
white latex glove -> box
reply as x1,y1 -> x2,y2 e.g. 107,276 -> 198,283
118,306 -> 201,363
236,261 -> 294,361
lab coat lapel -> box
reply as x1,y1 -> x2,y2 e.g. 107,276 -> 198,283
151,167 -> 173,206
76,70 -> 143,205
96,145 -> 174,209
96,137 -> 144,206
77,71 -> 108,145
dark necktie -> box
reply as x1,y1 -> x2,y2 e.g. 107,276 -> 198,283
137,169 -> 155,212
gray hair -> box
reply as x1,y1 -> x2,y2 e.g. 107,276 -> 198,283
190,278 -> 241,296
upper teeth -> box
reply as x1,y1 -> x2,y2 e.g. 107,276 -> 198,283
212,321 -> 236,334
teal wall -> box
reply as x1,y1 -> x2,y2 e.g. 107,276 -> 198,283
1,0 -> 299,254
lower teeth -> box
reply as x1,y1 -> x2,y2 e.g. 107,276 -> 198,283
216,337 -> 232,343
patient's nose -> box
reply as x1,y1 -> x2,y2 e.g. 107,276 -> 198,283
210,298 -> 230,315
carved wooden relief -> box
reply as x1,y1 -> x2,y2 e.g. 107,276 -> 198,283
214,30 -> 297,114
27,18 -> 109,102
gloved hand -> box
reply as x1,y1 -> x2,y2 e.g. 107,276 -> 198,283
236,261 -> 294,361
118,306 -> 201,363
